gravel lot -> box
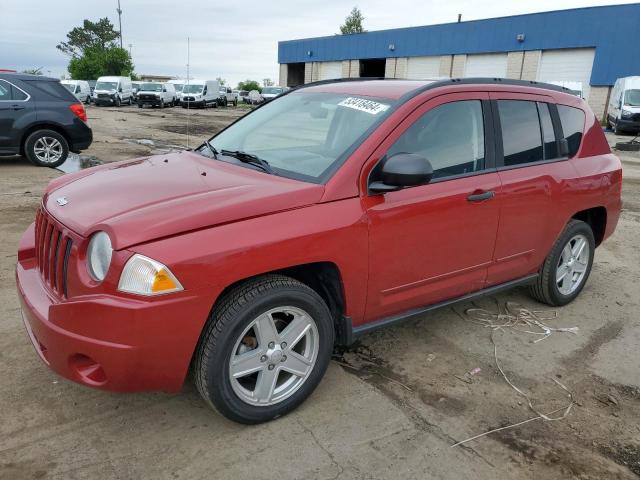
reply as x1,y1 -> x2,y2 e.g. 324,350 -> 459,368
1,104 -> 639,479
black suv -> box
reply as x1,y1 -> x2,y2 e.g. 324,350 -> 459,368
0,73 -> 92,167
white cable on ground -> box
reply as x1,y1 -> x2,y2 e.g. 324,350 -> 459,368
451,301 -> 578,447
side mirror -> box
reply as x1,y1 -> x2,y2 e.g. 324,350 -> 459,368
203,88 -> 207,94
162,88 -> 167,92
370,153 -> 433,193
559,138 -> 570,157
118,87 -> 123,93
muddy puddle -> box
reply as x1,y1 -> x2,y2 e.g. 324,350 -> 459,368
56,154 -> 103,173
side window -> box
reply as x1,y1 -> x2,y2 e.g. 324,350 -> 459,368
557,105 -> 585,158
0,81 -> 11,100
538,102 -> 558,159
387,100 -> 485,180
497,100 -> 543,166
12,85 -> 28,100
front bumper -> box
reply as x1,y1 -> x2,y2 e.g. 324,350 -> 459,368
617,116 -> 640,131
16,223 -> 216,393
138,98 -> 163,106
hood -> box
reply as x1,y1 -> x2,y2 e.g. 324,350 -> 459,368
44,151 -> 324,249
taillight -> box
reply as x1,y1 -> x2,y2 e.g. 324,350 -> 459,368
69,103 -> 87,123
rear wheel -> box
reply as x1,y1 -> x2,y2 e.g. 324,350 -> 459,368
195,275 -> 334,424
24,129 -> 69,168
529,220 -> 595,306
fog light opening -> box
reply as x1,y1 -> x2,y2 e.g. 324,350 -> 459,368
69,354 -> 107,386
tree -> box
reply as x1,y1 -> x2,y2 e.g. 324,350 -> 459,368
21,67 -> 43,75
263,78 -> 274,87
237,80 -> 261,92
68,46 -> 134,80
340,7 -> 366,34
216,76 -> 226,86
59,19 -> 134,80
57,18 -> 120,58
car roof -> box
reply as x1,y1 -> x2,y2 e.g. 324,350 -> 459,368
296,78 -> 576,100
0,72 -> 58,82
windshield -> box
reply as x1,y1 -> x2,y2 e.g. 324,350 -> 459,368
262,87 -> 283,95
204,92 -> 392,182
140,82 -> 163,92
95,81 -> 117,90
624,89 -> 640,106
183,84 -> 204,94
173,84 -> 184,92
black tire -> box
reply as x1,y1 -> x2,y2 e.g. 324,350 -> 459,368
85,96 -> 91,104
115,96 -> 121,107
128,96 -> 132,105
195,274 -> 334,424
529,219 -> 595,306
160,99 -> 165,109
223,98 -> 228,107
614,119 -> 622,135
233,99 -> 238,107
24,129 -> 69,168
138,103 -> 143,108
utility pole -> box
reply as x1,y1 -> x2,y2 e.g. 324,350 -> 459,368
117,0 -> 123,49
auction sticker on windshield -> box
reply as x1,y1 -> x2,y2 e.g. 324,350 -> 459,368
338,97 -> 390,115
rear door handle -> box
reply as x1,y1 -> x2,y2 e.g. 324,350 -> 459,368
11,105 -> 25,111
467,190 -> 495,202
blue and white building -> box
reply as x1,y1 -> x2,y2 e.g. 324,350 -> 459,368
277,3 -> 640,120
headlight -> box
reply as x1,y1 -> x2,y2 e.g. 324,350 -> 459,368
118,254 -> 183,296
87,231 -> 113,282
621,109 -> 633,118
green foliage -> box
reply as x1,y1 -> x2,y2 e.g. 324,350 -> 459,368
57,18 -> 120,57
216,77 -> 226,86
237,80 -> 261,92
21,67 -> 43,75
68,46 -> 134,80
340,7 -> 366,34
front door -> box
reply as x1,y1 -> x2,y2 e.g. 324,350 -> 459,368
364,93 -> 501,322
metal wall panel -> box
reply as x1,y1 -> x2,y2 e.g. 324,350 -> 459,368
464,53 -> 508,78
405,56 -> 441,79
537,48 -> 595,99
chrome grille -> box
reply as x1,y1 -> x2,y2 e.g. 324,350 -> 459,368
35,209 -> 72,297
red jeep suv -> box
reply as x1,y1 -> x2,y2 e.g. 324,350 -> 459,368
16,78 -> 622,423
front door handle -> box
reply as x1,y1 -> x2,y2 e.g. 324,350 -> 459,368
467,190 -> 495,202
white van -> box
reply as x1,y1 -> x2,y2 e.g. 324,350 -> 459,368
168,79 -> 185,104
61,80 -> 92,104
93,76 -> 133,107
137,82 -> 176,108
607,76 -> 640,134
546,81 -> 584,98
181,79 -> 219,108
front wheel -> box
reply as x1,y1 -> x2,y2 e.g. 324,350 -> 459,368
115,96 -> 121,107
195,275 -> 334,424
529,220 -> 595,306
159,99 -> 164,109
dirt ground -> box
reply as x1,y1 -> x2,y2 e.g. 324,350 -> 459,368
1,104 -> 639,479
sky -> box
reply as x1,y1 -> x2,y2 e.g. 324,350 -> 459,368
0,0 -> 636,88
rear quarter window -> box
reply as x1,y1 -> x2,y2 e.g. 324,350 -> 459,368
557,105 -> 585,158
25,80 -> 77,102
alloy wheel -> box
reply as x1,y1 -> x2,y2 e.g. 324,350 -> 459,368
33,137 -> 63,164
228,306 -> 319,406
556,234 -> 590,295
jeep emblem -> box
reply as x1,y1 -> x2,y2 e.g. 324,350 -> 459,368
56,197 -> 68,206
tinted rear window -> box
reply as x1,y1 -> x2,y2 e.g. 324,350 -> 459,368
25,80 -> 77,101
557,105 -> 585,158
498,100 -> 544,167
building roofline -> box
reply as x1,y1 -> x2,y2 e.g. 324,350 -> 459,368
279,3 -> 638,44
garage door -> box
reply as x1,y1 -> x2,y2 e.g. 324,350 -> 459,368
464,53 -> 508,78
537,48 -> 595,99
318,61 -> 342,80
406,56 -> 441,79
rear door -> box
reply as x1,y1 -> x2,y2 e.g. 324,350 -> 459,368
0,79 -> 34,154
486,92 -> 578,285
364,93 -> 502,321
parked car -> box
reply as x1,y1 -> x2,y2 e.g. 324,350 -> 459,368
131,81 -> 142,102
16,78 -> 621,424
238,90 -> 250,104
260,86 -> 287,102
0,72 -> 92,167
607,76 -> 640,134
61,80 -> 92,104
248,89 -> 262,105
181,79 -> 219,108
168,80 -> 185,105
218,86 -> 237,107
137,82 -> 176,108
93,76 -> 133,107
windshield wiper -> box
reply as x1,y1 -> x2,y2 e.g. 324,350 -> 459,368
220,149 -> 274,174
204,139 -> 218,159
